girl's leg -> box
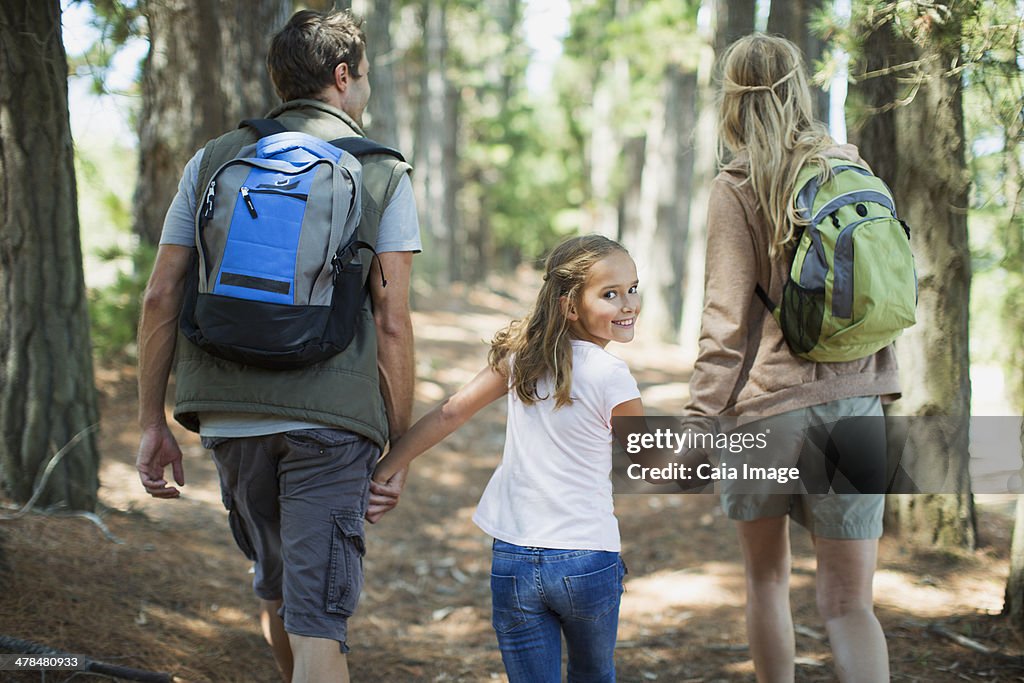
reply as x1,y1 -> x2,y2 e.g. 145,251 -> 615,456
559,556 -> 624,683
814,537 -> 889,683
494,611 -> 563,683
260,598 -> 293,682
736,516 -> 795,683
491,542 -> 562,683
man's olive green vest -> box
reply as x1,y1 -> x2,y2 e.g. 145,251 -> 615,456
173,100 -> 411,448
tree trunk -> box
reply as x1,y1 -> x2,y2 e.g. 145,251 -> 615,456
680,0 -> 755,356
767,0 -> 828,122
133,0 -> 290,245
713,0 -> 755,53
0,1 -> 100,510
1007,494 -> 1024,629
849,5 -> 977,549
414,0 -> 458,284
584,0 -> 633,241
629,66 -> 697,342
1002,116 -> 1023,623
354,0 -> 400,148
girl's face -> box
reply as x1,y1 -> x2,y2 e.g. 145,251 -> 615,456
565,250 -> 641,348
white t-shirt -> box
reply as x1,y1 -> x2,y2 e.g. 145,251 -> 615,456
472,340 -> 641,552
160,147 -> 421,438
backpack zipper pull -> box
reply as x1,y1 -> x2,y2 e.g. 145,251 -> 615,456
202,180 -> 217,221
240,186 -> 258,218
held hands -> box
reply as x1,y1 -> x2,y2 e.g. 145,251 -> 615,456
366,465 -> 407,524
136,424 -> 185,498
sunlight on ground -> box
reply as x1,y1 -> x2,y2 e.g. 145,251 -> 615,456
620,564 -> 748,615
145,603 -> 222,640
413,311 -> 507,344
417,449 -> 472,487
723,659 -> 759,677
873,568 -> 1006,616
416,379 -> 447,402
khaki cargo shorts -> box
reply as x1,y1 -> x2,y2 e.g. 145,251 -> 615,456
719,395 -> 885,540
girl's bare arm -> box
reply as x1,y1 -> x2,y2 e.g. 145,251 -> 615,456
372,365 -> 508,484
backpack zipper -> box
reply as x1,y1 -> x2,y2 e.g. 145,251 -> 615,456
238,186 -> 310,220
202,180 -> 217,221
239,187 -> 258,218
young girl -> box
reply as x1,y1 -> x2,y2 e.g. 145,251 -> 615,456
372,234 -> 644,682
686,34 -> 897,682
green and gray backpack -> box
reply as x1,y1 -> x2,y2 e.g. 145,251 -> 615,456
755,158 -> 917,363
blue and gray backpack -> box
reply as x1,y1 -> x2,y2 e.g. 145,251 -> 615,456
180,118 -> 404,370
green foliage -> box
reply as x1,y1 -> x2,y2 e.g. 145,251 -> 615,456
87,243 -> 154,361
960,0 -> 1024,410
71,88 -> 140,362
441,0 -> 580,266
836,1 -> 1024,411
65,0 -> 145,95
548,0 -> 703,245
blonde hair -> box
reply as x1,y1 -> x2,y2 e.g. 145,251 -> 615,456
489,235 -> 628,408
717,34 -> 833,258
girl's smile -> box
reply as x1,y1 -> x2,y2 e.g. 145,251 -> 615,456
565,250 -> 641,348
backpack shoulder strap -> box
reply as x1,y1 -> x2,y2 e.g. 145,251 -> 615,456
240,118 -> 406,162
239,118 -> 288,139
194,138 -> 220,206
754,283 -> 776,312
330,136 -> 406,162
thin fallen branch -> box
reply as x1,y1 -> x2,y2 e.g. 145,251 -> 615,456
0,424 -> 98,520
928,624 -> 1024,666
929,624 -> 995,654
0,425 -> 123,543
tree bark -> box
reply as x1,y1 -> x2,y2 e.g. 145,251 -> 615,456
414,0 -> 458,284
1003,101 -> 1024,614
767,0 -> 828,122
583,0 -> 632,241
713,0 -> 755,53
1007,493 -> 1024,629
680,0 -> 755,356
849,5 -> 977,549
133,0 -> 290,245
0,1 -> 100,510
629,66 -> 697,342
354,0 -> 400,148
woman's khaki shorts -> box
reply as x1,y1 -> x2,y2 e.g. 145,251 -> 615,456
719,395 -> 885,540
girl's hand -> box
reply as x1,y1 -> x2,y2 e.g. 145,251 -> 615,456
366,467 -> 407,523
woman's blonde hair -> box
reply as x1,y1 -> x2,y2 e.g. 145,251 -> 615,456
489,235 -> 627,408
717,34 -> 833,258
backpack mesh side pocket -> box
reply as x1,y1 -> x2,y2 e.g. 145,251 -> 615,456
779,279 -> 825,356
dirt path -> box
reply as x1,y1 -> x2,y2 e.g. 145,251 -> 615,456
0,277 -> 1020,682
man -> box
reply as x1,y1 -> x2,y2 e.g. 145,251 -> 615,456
135,10 -> 416,683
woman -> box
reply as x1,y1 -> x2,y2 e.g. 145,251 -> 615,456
686,34 -> 898,682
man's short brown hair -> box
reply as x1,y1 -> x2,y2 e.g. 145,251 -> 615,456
267,9 -> 366,102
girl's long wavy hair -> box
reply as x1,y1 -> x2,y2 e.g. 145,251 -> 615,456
717,34 -> 834,258
488,235 -> 627,408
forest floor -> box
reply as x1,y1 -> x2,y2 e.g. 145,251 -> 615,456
0,272 -> 1022,683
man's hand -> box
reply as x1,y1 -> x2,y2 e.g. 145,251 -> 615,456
136,424 -> 186,498
365,466 -> 407,524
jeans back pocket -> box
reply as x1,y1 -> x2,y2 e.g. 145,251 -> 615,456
490,574 -> 528,633
564,560 -> 622,621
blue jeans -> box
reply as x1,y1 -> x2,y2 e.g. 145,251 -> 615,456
490,539 -> 625,683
